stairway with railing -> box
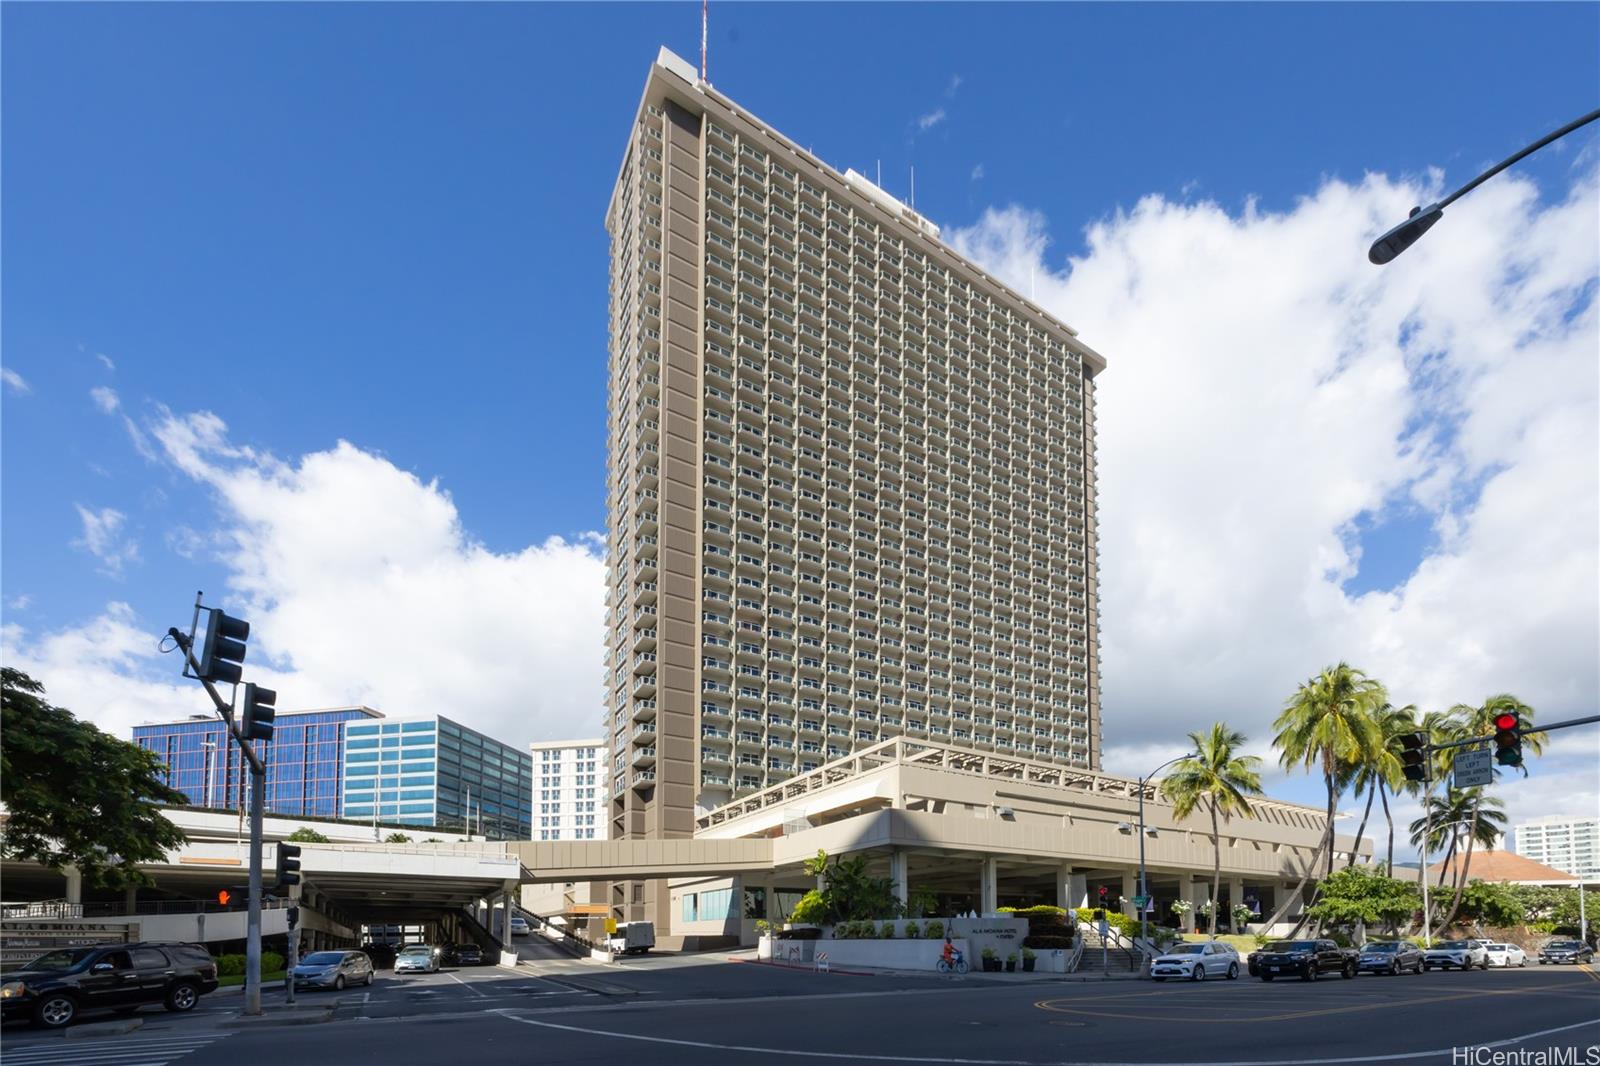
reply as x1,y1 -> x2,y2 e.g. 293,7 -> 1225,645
1075,923 -> 1144,974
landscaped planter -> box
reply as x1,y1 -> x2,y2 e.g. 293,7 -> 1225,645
790,936 -> 971,971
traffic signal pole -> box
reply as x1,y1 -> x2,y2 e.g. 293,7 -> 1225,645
246,768 -> 265,1016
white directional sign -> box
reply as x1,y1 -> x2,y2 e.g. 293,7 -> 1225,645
1453,748 -> 1493,789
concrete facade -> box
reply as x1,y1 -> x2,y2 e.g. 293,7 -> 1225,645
604,47 -> 1108,930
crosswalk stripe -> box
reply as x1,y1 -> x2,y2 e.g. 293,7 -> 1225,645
3,1035 -> 221,1064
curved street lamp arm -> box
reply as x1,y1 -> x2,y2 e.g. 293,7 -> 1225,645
1437,107 -> 1600,211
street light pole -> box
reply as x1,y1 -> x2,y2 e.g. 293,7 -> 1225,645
1368,107 -> 1599,264
1139,752 -> 1197,964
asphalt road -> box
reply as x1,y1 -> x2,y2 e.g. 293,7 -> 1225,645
5,954 -> 1597,1066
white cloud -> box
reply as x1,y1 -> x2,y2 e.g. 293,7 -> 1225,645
948,165 -> 1599,830
96,352 -> 116,372
13,412 -> 609,750
90,386 -> 120,413
7,594 -> 33,611
72,505 -> 140,577
945,75 -> 963,98
916,108 -> 946,132
2,367 -> 31,394
971,163 -> 985,181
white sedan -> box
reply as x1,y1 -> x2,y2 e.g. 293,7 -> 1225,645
1150,941 -> 1241,981
1485,943 -> 1528,968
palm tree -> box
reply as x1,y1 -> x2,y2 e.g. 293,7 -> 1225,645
1408,790 -> 1507,930
1160,724 -> 1265,939
1341,703 -> 1413,871
1263,663 -> 1387,929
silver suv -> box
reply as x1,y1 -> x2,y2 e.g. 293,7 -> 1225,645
1423,939 -> 1489,970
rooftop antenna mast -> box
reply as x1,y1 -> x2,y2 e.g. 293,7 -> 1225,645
910,165 -> 916,209
700,0 -> 709,83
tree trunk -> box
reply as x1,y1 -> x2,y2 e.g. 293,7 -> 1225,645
1324,767 -> 1339,878
1262,772 -> 1335,934
1438,805 -> 1482,931
1379,782 -> 1395,876
1209,799 -> 1221,939
1348,781 -> 1377,868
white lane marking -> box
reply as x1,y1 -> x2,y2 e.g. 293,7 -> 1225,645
3,1040 -> 219,1058
489,1011 -> 1600,1066
447,971 -> 489,998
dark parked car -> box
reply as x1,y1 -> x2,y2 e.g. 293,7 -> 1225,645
1537,940 -> 1595,965
1356,940 -> 1424,975
1248,939 -> 1358,981
0,942 -> 218,1029
450,944 -> 484,966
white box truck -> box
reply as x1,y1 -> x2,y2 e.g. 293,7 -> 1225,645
608,921 -> 655,956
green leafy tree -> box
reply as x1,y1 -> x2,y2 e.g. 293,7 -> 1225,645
1303,866 -> 1420,935
1160,723 -> 1265,938
285,827 -> 331,843
1267,663 -> 1387,928
1,668 -> 189,887
1456,879 -> 1525,928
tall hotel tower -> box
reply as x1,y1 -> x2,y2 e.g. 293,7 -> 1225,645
605,49 -> 1107,926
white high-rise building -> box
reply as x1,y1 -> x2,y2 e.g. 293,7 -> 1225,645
531,739 -> 608,841
1513,816 -> 1599,881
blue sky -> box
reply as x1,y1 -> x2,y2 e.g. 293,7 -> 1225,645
4,4 -> 1597,827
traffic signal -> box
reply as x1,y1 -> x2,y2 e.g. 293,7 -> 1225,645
1399,732 -> 1428,782
286,906 -> 300,930
241,682 -> 277,743
196,608 -> 250,685
276,842 -> 302,889
1493,710 -> 1522,767
217,887 -> 238,908
1097,885 -> 1108,902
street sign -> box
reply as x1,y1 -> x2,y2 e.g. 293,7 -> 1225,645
604,917 -> 618,935
1096,918 -> 1109,938
1453,748 -> 1493,789
1132,895 -> 1151,910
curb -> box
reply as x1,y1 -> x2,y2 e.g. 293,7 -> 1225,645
65,1018 -> 144,1039
218,1006 -> 334,1028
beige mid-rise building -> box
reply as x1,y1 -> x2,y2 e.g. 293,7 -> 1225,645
603,48 -> 1107,927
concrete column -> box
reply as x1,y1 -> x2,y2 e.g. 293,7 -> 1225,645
123,886 -> 138,912
890,850 -> 909,911
1054,864 -> 1073,911
762,881 -> 777,921
63,867 -> 83,906
980,857 -> 998,917
1185,878 -> 1208,932
1227,878 -> 1246,929
1069,871 -> 1089,910
1120,871 -> 1138,917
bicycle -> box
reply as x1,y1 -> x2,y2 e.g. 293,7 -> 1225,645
937,948 -> 969,974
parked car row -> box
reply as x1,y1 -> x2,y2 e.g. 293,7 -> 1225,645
1237,936 -> 1568,982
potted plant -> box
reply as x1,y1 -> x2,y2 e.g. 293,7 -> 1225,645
981,947 -> 1000,972
880,922 -> 895,939
1004,951 -> 1018,973
1195,900 -> 1214,934
903,921 -> 921,939
1231,904 -> 1255,933
1021,947 -> 1036,972
924,920 -> 944,939
1169,899 -> 1193,932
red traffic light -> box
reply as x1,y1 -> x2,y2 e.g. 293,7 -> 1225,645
1494,712 -> 1519,731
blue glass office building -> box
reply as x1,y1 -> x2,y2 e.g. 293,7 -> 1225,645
133,707 -> 381,818
341,716 -> 532,840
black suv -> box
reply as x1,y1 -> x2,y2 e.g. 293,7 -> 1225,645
1,942 -> 218,1028
1249,939 -> 1359,981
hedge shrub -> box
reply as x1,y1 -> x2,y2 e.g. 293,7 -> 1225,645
924,920 -> 944,939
